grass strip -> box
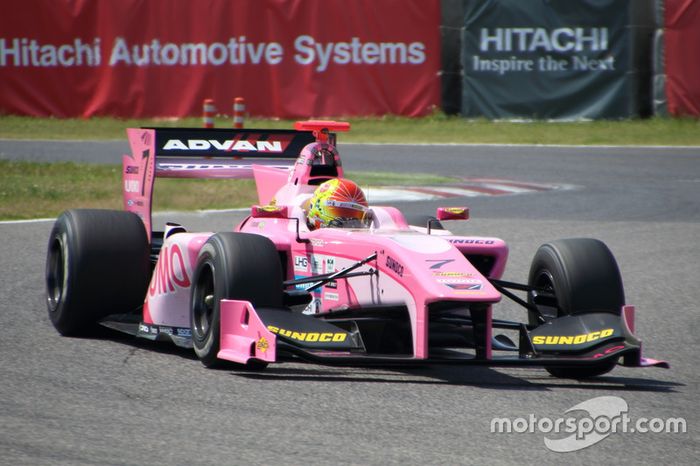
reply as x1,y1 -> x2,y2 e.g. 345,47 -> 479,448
1,114 -> 698,146
0,160 -> 455,220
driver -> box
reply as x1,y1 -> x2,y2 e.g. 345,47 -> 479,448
307,178 -> 370,229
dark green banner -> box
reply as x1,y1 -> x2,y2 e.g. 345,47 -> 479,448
461,0 -> 652,119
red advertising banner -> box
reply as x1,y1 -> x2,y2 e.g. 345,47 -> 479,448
665,0 -> 700,116
0,0 -> 440,118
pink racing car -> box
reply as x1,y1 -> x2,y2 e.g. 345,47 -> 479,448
45,121 -> 668,378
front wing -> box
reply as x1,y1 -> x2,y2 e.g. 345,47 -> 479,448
218,300 -> 669,369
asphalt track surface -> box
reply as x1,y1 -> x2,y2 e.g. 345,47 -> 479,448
1,139 -> 698,464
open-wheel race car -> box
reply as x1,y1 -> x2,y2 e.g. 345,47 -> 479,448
45,121 -> 668,378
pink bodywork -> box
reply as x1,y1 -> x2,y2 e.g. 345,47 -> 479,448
124,124 -> 666,369
239,128 -> 508,361
125,125 -> 509,364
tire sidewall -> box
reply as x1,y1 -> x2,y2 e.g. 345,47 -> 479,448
191,242 -> 225,365
45,209 -> 150,336
190,233 -> 283,367
527,238 -> 625,378
46,224 -> 77,332
528,238 -> 625,320
529,244 -> 574,316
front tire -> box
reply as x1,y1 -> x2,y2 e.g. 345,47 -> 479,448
190,233 -> 283,368
527,238 -> 625,378
45,209 -> 150,336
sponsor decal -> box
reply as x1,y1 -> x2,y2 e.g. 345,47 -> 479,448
148,244 -> 191,297
385,256 -> 404,277
437,278 -> 482,285
592,345 -> 625,359
532,329 -> 615,346
311,255 -> 322,274
258,205 -> 284,214
125,165 -> 139,174
479,27 -> 609,54
324,292 -> 339,301
449,239 -> 495,245
302,297 -> 322,314
124,179 -> 140,193
309,238 -> 326,247
446,283 -> 483,291
157,163 -> 290,172
294,281 -> 311,291
471,28 -> 615,76
0,36 -> 427,71
256,337 -> 269,353
433,271 -> 469,277
293,35 -> 426,72
0,38 -> 102,67
305,254 -> 336,274
325,280 -> 338,289
140,131 -> 151,145
138,323 -> 191,338
293,276 -> 320,297
294,255 -> 309,272
267,325 -> 347,343
162,139 -> 283,152
426,258 -> 456,269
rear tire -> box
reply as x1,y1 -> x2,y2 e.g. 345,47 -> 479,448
190,233 -> 283,368
527,238 -> 625,378
45,209 -> 150,336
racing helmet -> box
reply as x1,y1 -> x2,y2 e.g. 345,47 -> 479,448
307,178 -> 370,229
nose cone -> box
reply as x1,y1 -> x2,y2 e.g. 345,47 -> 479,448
387,234 -> 502,303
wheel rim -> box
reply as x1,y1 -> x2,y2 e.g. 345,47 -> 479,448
192,263 -> 215,340
46,237 -> 65,312
532,269 -> 560,321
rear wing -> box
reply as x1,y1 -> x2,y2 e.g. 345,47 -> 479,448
123,127 -> 317,240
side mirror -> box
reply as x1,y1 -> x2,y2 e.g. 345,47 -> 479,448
251,205 -> 289,218
436,207 -> 469,221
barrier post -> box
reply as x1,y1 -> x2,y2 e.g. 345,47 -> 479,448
233,97 -> 245,128
203,99 -> 216,128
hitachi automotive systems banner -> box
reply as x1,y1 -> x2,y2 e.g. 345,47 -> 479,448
461,0 -> 646,119
0,0 -> 440,118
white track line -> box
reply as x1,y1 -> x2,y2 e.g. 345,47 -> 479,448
0,217 -> 56,224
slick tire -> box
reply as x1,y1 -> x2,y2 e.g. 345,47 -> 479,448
527,238 -> 625,378
190,233 -> 283,368
45,209 -> 150,337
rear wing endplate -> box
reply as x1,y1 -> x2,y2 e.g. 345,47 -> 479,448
123,127 -> 316,240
